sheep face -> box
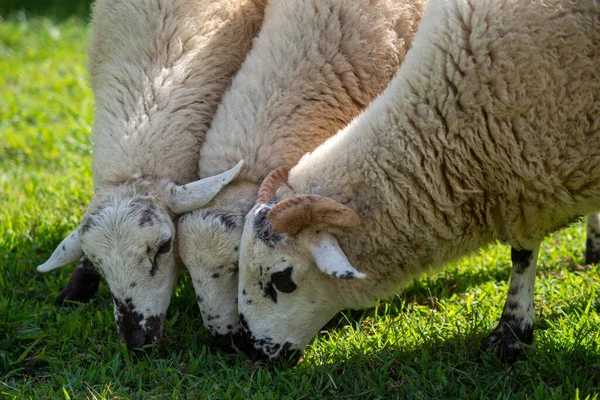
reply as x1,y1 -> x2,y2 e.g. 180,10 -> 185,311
36,162 -> 245,348
238,202 -> 364,363
80,195 -> 177,349
177,208 -> 244,347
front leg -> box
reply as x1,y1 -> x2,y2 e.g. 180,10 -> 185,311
55,256 -> 101,306
585,213 -> 600,264
481,244 -> 539,364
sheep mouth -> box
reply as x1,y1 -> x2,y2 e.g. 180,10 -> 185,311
113,297 -> 165,349
117,312 -> 165,349
208,331 -> 244,353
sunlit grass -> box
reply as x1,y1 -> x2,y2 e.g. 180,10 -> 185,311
1,9 -> 599,399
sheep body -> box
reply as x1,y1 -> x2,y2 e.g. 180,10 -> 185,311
178,0 -> 426,340
238,0 -> 600,362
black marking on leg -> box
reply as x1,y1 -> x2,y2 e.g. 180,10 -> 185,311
511,247 -> 534,274
585,237 -> 600,265
253,204 -> 284,248
130,282 -> 137,288
271,266 -> 297,293
55,256 -> 101,306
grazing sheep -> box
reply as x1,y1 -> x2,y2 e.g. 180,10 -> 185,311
36,0 -> 267,348
177,0 -> 425,345
237,0 -> 600,363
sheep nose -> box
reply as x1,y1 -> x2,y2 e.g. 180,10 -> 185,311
240,335 -> 270,361
116,313 -> 165,349
208,331 -> 243,352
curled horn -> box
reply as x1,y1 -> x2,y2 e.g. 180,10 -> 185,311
256,166 -> 292,204
266,195 -> 361,235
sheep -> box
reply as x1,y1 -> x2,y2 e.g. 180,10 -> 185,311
237,0 -> 600,363
177,0 -> 426,346
35,0 -> 267,349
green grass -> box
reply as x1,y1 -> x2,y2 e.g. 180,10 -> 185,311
1,8 -> 600,400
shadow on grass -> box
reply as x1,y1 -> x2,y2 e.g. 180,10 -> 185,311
295,330 -> 600,398
0,0 -> 93,21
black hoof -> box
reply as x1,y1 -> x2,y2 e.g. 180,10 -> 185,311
480,320 -> 533,364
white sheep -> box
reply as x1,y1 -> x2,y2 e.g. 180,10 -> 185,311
237,0 -> 600,363
177,0 -> 426,345
35,0 -> 267,348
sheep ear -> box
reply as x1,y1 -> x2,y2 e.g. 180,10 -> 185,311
304,231 -> 366,279
166,160 -> 244,214
266,195 -> 361,235
37,230 -> 84,272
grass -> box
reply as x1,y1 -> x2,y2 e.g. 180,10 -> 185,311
1,5 -> 599,399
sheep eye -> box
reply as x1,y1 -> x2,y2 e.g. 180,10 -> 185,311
271,266 -> 297,293
156,239 -> 172,256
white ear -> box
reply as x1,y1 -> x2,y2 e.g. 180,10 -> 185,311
305,231 -> 366,279
166,160 -> 244,214
37,229 -> 84,272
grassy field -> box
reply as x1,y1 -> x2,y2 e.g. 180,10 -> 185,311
1,4 -> 599,399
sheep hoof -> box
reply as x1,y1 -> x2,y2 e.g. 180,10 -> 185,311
480,319 -> 533,364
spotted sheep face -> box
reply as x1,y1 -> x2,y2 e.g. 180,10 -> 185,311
36,161 -> 245,349
80,196 -> 177,348
177,208 -> 245,346
238,197 -> 365,363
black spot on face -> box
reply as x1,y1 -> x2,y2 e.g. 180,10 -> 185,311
271,266 -> 297,293
150,258 -> 159,277
138,208 -> 157,227
130,282 -> 137,288
511,247 -> 534,274
253,204 -> 284,248
263,281 -> 277,303
212,273 -> 220,279
202,211 -> 240,231
239,314 -> 301,364
113,297 -> 164,349
80,215 -> 97,235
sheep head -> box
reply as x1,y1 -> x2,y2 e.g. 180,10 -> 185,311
238,166 -> 364,363
37,162 -> 244,349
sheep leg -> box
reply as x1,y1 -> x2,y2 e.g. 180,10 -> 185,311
55,256 -> 101,306
480,244 -> 539,364
585,213 -> 600,264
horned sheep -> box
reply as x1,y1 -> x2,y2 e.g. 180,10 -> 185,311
35,0 -> 267,348
237,0 -> 600,363
177,0 -> 426,345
